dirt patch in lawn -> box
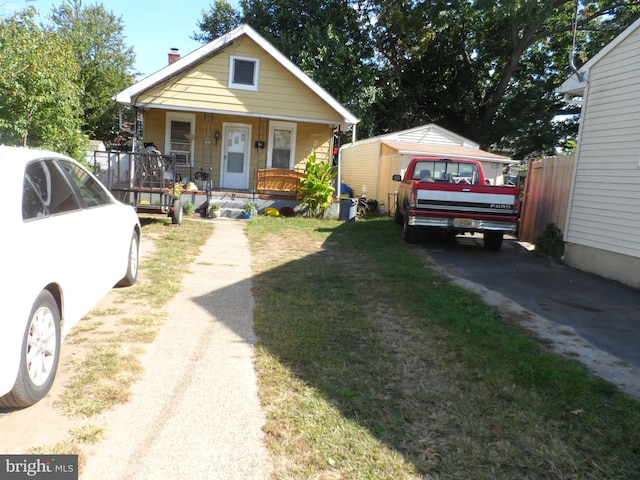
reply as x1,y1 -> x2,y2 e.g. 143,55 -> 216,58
0,233 -> 159,455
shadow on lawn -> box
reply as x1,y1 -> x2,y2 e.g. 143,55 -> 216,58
193,217 -> 447,474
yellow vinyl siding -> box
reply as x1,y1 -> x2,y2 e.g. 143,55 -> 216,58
137,37 -> 340,124
142,109 -> 332,190
341,141 -> 381,199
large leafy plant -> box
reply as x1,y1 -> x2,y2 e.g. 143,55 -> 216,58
298,151 -> 335,218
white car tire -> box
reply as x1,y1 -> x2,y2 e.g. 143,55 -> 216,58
0,290 -> 61,408
116,231 -> 140,287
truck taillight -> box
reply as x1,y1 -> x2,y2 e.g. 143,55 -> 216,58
410,191 -> 417,207
514,195 -> 521,215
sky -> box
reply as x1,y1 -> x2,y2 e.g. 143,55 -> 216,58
0,0 -> 241,77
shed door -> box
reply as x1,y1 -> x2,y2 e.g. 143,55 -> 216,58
221,124 -> 250,189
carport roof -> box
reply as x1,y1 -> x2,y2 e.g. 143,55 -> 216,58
382,141 -> 516,164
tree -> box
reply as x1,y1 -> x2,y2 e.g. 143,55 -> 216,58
0,8 -> 87,159
50,0 -> 136,145
370,0 -> 640,158
192,0 -> 242,42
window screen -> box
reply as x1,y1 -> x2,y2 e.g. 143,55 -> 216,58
233,59 -> 256,86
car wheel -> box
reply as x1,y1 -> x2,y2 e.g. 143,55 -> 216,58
116,231 -> 140,287
483,231 -> 504,251
0,290 -> 61,408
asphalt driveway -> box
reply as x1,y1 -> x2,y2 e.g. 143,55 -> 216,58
416,233 -> 640,397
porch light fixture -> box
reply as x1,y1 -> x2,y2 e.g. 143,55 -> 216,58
214,131 -> 220,146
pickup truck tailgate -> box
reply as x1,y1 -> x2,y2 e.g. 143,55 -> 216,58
415,185 -> 518,217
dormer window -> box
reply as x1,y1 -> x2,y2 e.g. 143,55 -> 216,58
229,56 -> 259,91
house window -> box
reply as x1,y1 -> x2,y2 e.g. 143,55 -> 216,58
229,56 -> 259,91
165,113 -> 195,166
268,122 -> 297,169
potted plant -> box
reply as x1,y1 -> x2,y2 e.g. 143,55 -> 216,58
210,203 -> 221,218
242,201 -> 257,219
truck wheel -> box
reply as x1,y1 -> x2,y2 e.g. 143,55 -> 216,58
402,214 -> 418,243
483,231 -> 503,251
394,206 -> 403,225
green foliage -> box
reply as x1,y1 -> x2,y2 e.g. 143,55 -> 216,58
0,8 -> 87,159
244,201 -> 258,215
50,0 -> 136,144
297,151 -> 336,218
182,201 -> 195,215
192,0 -> 242,42
196,1 -> 640,155
535,223 -> 565,261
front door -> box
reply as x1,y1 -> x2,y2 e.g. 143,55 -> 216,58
221,124 -> 250,189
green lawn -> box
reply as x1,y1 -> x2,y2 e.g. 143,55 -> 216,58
247,215 -> 640,480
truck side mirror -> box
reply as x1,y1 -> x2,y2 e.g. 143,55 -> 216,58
392,174 -> 401,181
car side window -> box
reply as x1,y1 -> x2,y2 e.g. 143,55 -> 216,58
57,160 -> 112,208
24,160 -> 80,219
22,177 -> 49,220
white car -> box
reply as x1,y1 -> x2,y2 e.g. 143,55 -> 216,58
0,146 -> 140,408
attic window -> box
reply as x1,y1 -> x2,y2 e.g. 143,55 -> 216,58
229,56 -> 259,91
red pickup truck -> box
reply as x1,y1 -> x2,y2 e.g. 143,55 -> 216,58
393,157 -> 520,250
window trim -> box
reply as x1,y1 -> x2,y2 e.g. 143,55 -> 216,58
165,112 -> 196,167
228,55 -> 260,91
267,121 -> 297,169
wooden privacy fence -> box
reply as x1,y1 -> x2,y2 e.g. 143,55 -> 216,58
519,155 -> 575,243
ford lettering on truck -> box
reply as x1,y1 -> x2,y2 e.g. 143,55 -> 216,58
392,157 -> 520,250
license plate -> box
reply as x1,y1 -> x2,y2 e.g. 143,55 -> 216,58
453,218 -> 474,228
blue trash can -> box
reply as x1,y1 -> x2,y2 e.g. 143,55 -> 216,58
340,198 -> 357,222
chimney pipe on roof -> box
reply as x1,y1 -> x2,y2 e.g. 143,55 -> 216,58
168,48 -> 181,65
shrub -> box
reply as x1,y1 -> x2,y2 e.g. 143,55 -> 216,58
298,151 -> 335,218
535,223 -> 564,261
182,201 -> 194,215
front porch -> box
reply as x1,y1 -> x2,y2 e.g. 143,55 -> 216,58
91,150 -> 305,218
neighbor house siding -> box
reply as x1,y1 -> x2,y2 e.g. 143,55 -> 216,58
136,38 -> 340,124
341,141 -> 381,198
564,26 -> 640,260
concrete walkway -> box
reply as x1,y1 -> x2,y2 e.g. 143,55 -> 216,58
81,219 -> 272,479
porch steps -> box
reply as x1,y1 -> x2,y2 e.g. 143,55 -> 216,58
184,192 -> 299,219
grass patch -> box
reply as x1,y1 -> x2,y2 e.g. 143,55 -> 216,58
57,217 -> 214,419
116,314 -> 164,343
247,215 -> 640,479
117,217 -> 212,305
57,346 -> 142,417
30,424 -> 104,471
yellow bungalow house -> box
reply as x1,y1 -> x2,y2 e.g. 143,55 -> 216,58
113,24 -> 358,214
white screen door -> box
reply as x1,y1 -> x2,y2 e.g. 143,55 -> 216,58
221,124 -> 250,189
